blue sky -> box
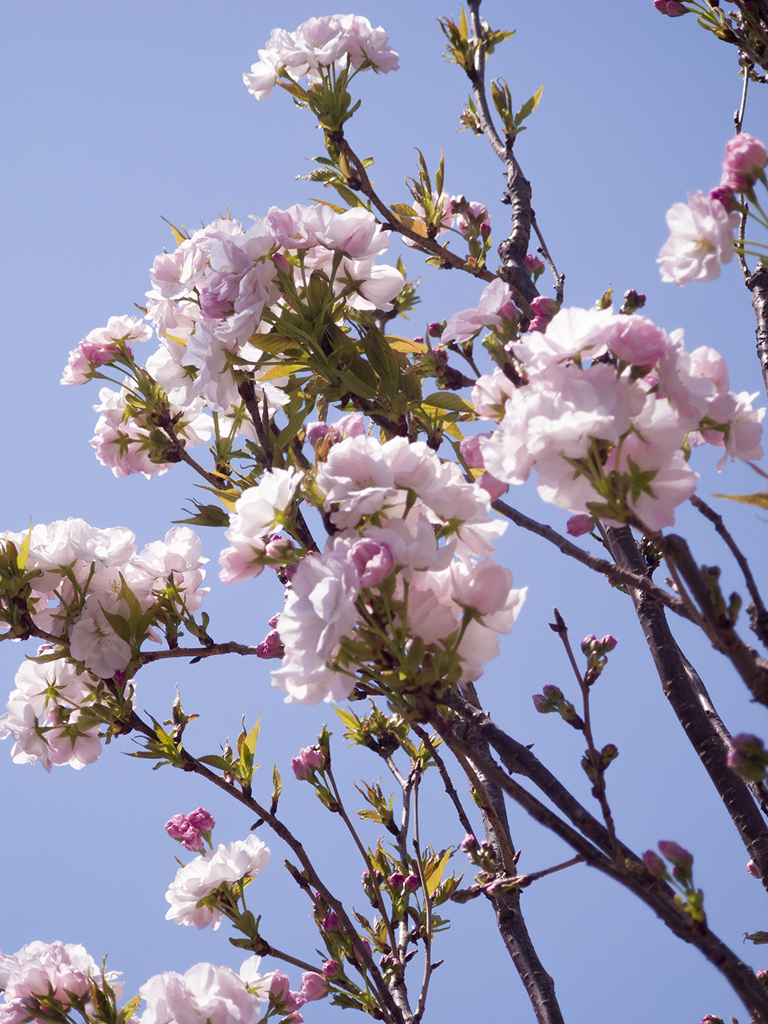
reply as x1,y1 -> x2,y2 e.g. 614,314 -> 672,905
2,2 -> 768,1022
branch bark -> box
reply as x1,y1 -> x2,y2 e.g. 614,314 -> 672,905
607,526 -> 768,889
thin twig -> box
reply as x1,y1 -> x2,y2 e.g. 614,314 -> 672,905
411,724 -> 476,837
135,640 -> 260,666
690,493 -> 768,648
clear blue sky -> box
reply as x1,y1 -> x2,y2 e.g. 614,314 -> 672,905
2,3 -> 768,1022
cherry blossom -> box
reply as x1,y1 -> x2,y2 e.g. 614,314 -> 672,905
658,191 -> 740,285
165,835 -> 270,929
140,962 -> 261,1024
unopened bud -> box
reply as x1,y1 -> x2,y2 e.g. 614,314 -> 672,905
642,850 -> 667,878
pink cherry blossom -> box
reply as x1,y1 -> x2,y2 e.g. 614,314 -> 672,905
658,191 -> 739,285
140,962 -> 261,1024
442,278 -> 515,345
165,835 -> 270,929
721,132 -> 768,192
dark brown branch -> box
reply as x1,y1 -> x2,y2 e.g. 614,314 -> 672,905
449,682 -> 565,1024
135,641 -> 261,666
607,526 -> 768,889
661,533 -> 768,707
492,497 -> 694,621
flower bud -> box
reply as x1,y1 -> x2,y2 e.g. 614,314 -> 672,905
291,745 -> 326,780
305,421 -> 329,446
461,833 -> 479,855
388,872 -> 405,889
187,808 -> 215,833
165,814 -> 191,841
322,960 -> 339,978
727,733 -> 768,782
566,514 -> 593,537
428,322 -> 444,338
300,973 -> 329,1002
657,840 -> 693,873
709,185 -> 737,212
747,859 -> 760,878
256,628 -> 283,660
653,0 -> 687,15
322,911 -> 341,931
403,874 -> 420,892
721,132 -> 768,192
524,254 -> 545,276
642,850 -> 667,878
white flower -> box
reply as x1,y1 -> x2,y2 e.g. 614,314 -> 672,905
140,963 -> 261,1024
658,191 -> 739,285
69,606 -> 132,679
165,835 -> 270,930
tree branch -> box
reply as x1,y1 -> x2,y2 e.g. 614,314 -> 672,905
492,497 -> 694,621
607,525 -> 768,889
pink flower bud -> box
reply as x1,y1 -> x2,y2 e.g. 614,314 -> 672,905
300,973 -> 329,1002
388,872 -> 405,889
600,635 -> 618,652
272,253 -> 291,274
653,0 -> 687,15
348,538 -> 395,588
746,859 -> 760,878
180,829 -> 204,852
428,322 -> 444,338
305,421 -> 329,446
322,960 -> 339,978
532,693 -> 554,713
657,840 -> 693,871
528,296 -> 559,333
256,628 -> 283,659
727,733 -> 768,781
642,850 -> 667,877
187,808 -> 215,833
403,874 -> 420,892
459,434 -> 488,470
461,833 -> 479,854
709,186 -> 736,212
165,814 -> 191,841
291,745 -> 326,780
524,254 -> 545,275
566,514 -> 594,537
721,132 -> 768,192
322,911 -> 341,931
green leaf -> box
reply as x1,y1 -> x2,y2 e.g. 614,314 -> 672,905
426,849 -> 452,897
272,764 -> 282,802
513,84 -> 543,128
198,754 -> 235,772
390,203 -> 418,218
242,715 -> 261,758
388,335 -> 428,354
422,392 -> 475,414
334,707 -> 360,730
257,363 -> 306,381
173,501 -> 230,528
